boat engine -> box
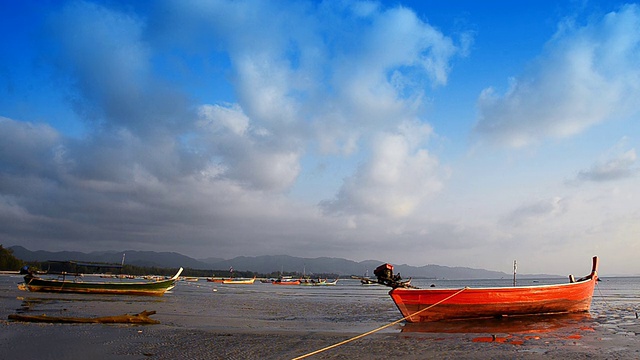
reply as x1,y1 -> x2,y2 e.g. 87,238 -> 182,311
374,263 -> 396,286
374,263 -> 415,288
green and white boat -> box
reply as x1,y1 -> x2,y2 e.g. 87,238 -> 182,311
23,264 -> 183,296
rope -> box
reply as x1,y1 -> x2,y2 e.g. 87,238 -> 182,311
292,287 -> 468,360
595,281 -> 609,308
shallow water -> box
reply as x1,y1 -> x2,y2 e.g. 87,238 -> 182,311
2,274 -> 639,335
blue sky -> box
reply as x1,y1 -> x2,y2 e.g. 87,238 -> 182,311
1,0 -> 639,275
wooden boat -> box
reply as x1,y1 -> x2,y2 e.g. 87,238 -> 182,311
222,276 -> 256,284
316,278 -> 338,286
351,273 -> 379,285
300,279 -> 323,286
272,277 -> 301,285
387,256 -> 598,322
299,278 -> 339,286
360,278 -> 378,285
23,267 -> 183,296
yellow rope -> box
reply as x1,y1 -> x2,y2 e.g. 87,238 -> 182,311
292,286 -> 468,360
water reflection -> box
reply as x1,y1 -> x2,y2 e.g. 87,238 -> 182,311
401,312 -> 594,334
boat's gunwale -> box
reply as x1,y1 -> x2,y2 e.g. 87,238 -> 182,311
390,276 -> 595,293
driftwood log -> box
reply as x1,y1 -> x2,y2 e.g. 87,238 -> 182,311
8,310 -> 160,324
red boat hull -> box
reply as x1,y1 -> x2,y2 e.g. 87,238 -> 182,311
390,257 -> 598,322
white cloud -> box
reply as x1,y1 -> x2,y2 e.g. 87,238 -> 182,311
474,4 -> 640,148
196,103 -> 301,192
198,104 -> 249,136
321,121 -> 446,217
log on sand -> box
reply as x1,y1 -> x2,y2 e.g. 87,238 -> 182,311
8,310 -> 160,324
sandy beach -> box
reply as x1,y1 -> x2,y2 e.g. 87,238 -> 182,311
2,276 -> 640,359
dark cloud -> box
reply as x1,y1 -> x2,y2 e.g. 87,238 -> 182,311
501,197 -> 567,226
46,1 -> 195,137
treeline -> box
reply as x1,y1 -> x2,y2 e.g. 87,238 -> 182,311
0,245 -> 24,270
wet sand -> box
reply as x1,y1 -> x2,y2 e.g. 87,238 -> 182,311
2,318 -> 640,360
2,277 -> 640,359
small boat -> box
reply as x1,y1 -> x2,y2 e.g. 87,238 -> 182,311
206,277 -> 228,283
360,278 -> 378,285
272,276 -> 301,285
222,276 -> 256,284
385,256 -> 599,322
299,278 -> 339,286
23,264 -> 183,296
351,273 -> 379,285
320,278 -> 338,286
299,278 -> 327,286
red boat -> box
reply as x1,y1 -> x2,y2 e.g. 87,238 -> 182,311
387,256 -> 599,322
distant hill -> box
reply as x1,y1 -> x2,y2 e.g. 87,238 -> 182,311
9,246 -> 210,270
201,255 -> 511,279
10,246 -> 518,279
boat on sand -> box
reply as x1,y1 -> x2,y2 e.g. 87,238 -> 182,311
22,265 -> 183,296
377,256 -> 599,322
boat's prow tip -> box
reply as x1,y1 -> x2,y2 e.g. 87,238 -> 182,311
591,256 -> 599,274
172,267 -> 184,280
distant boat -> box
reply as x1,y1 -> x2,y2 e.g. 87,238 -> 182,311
361,279 -> 378,285
386,256 -> 599,322
207,277 -> 229,283
22,265 -> 183,296
272,277 -> 301,285
300,278 -> 339,286
351,274 -> 379,285
299,278 -> 326,286
352,270 -> 380,286
222,277 -> 256,284
320,278 -> 338,286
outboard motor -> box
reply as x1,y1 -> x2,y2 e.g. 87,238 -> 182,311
374,263 -> 395,286
20,265 -> 30,275
374,263 -> 415,289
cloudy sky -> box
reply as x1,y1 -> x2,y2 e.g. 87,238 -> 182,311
1,0 -> 639,275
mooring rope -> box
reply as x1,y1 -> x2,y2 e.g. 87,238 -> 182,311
291,286 -> 468,360
595,281 -> 609,308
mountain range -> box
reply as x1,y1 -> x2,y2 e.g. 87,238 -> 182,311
10,245 -> 538,279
